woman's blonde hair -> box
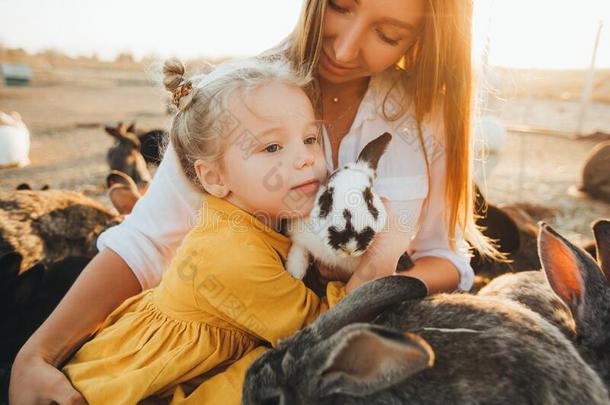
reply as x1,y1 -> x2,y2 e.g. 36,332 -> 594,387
163,57 -> 310,191
275,0 -> 502,259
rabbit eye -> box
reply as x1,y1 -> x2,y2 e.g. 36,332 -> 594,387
363,187 -> 379,221
318,187 -> 334,219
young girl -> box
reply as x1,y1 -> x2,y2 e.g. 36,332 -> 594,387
11,1 -> 504,403
61,58 -> 350,404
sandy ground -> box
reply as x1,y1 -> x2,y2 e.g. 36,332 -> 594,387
0,64 -> 609,245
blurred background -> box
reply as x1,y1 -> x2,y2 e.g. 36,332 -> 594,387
0,0 -> 609,243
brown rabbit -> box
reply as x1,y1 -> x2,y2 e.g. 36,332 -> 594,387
579,141 -> 610,203
0,189 -> 120,272
104,122 -> 152,187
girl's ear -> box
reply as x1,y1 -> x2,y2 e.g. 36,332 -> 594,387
194,159 -> 230,198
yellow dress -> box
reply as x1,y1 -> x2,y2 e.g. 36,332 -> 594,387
62,195 -> 346,404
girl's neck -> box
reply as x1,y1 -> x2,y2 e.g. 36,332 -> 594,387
224,193 -> 284,233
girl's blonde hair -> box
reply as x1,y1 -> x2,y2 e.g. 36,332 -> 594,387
163,57 -> 310,191
272,0 -> 503,259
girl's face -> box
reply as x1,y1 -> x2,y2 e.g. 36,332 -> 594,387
220,82 -> 328,223
319,0 -> 425,83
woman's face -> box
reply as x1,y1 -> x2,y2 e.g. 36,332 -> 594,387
319,0 -> 425,83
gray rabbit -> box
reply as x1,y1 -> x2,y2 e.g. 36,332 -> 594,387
480,220 -> 610,387
243,273 -> 608,404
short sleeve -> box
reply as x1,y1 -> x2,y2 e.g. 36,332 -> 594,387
408,131 -> 474,292
191,232 -> 346,347
97,142 -> 204,290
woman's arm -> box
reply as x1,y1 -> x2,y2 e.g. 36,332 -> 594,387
345,197 -> 460,294
346,244 -> 459,294
9,249 -> 141,404
97,142 -> 204,290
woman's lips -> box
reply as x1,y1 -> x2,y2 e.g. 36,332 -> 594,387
320,51 -> 359,75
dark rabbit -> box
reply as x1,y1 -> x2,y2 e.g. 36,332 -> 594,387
480,220 -> 610,387
0,252 -> 90,363
0,189 -> 120,272
111,122 -> 166,165
104,122 -> 152,186
243,275 -> 608,404
137,128 -> 166,166
0,252 -> 90,403
470,185 -> 556,291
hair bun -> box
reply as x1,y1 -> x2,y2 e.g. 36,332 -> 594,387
163,58 -> 193,109
163,58 -> 186,92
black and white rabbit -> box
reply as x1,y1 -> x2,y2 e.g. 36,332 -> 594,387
285,132 -> 413,279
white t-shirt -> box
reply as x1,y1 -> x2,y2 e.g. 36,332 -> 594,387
97,66 -> 474,292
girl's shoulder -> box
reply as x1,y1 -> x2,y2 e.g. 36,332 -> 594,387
184,218 -> 279,261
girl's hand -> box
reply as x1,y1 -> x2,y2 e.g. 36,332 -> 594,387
9,349 -> 87,405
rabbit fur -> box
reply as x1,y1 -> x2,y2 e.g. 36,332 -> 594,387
285,132 -> 412,279
480,219 -> 610,388
243,271 -> 608,404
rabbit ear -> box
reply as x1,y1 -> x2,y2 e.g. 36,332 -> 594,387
592,219 -> 610,282
356,132 -> 392,171
108,184 -> 140,215
117,122 -> 128,136
104,125 -> 121,139
309,275 -> 427,341
317,324 -> 434,397
106,170 -> 137,189
538,222 -> 607,320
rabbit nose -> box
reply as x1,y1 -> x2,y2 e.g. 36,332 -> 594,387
341,246 -> 355,254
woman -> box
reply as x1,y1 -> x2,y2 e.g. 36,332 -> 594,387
9,0 -> 500,403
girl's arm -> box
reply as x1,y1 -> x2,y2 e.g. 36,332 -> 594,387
9,249 -> 140,405
189,232 -> 346,347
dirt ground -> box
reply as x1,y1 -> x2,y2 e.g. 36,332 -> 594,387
1,64 -> 609,245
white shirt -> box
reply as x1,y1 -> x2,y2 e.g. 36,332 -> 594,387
97,67 -> 474,292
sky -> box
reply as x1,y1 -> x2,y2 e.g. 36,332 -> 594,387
0,0 -> 609,69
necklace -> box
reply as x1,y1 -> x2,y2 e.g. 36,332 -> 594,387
321,79 -> 370,125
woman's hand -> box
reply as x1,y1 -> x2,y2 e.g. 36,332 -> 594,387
345,197 -> 412,292
9,349 -> 86,405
